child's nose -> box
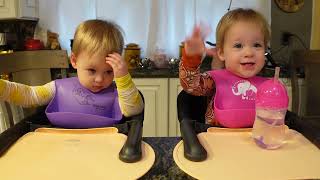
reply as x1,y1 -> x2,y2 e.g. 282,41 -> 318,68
94,74 -> 104,83
244,47 -> 254,57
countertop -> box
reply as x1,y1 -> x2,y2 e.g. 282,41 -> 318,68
140,137 -> 195,180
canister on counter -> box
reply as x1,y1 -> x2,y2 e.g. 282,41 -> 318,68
124,43 -> 141,69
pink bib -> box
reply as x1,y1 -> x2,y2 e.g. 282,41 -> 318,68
208,69 -> 267,128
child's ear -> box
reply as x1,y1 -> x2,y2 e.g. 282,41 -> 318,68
217,47 -> 225,62
70,52 -> 77,69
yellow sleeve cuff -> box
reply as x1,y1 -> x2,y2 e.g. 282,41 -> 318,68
114,73 -> 134,91
0,79 -> 7,96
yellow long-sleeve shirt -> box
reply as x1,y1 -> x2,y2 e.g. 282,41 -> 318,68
0,73 -> 143,117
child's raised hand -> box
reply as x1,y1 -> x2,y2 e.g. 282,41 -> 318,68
184,24 -> 212,56
106,53 -> 128,78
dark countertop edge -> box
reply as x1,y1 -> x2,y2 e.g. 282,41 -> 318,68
129,70 -> 293,78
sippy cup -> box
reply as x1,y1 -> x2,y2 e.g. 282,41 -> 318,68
252,67 -> 289,149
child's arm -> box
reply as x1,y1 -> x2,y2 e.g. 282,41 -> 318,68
114,74 -> 144,117
179,51 -> 215,96
106,53 -> 144,117
179,25 -> 215,96
0,79 -> 55,107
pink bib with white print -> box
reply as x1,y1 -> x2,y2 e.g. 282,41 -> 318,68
208,69 -> 267,128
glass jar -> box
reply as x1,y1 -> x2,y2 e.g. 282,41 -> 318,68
124,43 -> 141,69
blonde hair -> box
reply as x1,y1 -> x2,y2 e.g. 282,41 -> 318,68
72,19 -> 124,57
216,8 -> 270,50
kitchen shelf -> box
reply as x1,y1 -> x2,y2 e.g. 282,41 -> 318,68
0,50 -> 69,74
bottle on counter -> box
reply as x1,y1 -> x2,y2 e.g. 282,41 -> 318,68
252,67 -> 289,149
0,33 -> 13,54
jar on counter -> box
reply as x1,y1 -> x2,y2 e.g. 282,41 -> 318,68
124,43 -> 141,69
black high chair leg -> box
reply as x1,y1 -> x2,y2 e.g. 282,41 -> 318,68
180,119 -> 208,161
118,119 -> 143,163
117,90 -> 145,163
177,90 -> 210,162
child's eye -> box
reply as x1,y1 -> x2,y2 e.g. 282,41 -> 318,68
253,43 -> 262,48
88,69 -> 96,74
105,70 -> 113,75
233,43 -> 243,48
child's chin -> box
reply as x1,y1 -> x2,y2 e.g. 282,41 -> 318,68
238,72 -> 257,79
90,88 -> 104,93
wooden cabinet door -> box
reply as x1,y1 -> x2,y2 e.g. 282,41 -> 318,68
169,78 -> 183,137
133,78 -> 168,137
0,0 -> 16,18
0,0 -> 38,19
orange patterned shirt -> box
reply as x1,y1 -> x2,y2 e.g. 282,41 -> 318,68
179,50 -> 219,126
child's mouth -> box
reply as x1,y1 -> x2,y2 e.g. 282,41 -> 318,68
240,62 -> 255,68
92,86 -> 103,91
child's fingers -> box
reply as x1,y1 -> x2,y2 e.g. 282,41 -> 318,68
106,56 -> 128,78
107,53 -> 122,60
191,25 -> 202,38
105,58 -> 118,69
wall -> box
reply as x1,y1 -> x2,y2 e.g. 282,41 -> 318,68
270,0 -> 312,65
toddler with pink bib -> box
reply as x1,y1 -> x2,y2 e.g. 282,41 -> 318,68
179,8 -> 272,128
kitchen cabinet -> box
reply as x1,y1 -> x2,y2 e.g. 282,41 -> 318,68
133,78 -> 183,137
133,78 -> 182,137
168,78 -> 182,137
0,0 -> 38,20
132,78 -> 169,137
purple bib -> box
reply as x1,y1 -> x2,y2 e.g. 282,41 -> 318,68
45,77 -> 122,128
208,69 -> 267,128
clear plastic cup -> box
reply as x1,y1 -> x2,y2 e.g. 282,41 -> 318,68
252,67 -> 289,149
252,108 -> 287,149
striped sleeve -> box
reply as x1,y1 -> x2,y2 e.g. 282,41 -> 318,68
0,79 -> 55,107
114,73 -> 144,117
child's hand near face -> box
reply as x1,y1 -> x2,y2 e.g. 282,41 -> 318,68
106,53 -> 128,78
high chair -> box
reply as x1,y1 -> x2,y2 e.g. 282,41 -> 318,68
0,91 -> 145,163
177,90 -> 312,162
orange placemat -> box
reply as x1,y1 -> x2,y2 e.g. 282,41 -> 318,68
0,127 -> 155,180
173,128 -> 320,180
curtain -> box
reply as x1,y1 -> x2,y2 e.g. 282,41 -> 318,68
38,0 -> 270,58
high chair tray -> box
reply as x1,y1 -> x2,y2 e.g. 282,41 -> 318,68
0,127 -> 155,180
173,127 -> 320,180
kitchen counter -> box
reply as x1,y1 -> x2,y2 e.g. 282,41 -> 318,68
140,137 -> 195,179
